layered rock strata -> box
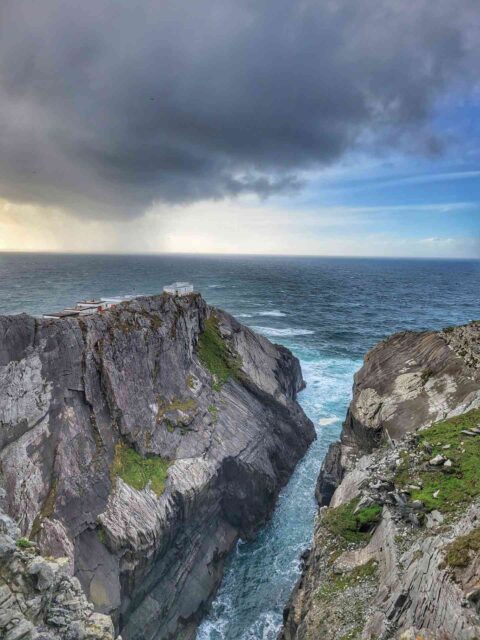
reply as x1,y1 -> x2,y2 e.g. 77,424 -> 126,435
282,322 -> 480,640
0,293 -> 315,639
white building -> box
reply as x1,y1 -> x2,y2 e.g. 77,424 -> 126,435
69,300 -> 104,315
99,295 -> 136,309
43,309 -> 81,319
43,295 -> 137,319
163,282 -> 194,296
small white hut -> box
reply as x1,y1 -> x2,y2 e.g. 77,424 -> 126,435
163,282 -> 194,296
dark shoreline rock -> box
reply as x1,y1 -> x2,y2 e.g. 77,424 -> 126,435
0,293 -> 315,640
315,441 -> 343,507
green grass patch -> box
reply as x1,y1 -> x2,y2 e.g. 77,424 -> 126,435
356,504 -> 383,527
322,499 -> 382,544
156,395 -> 197,419
395,409 -> 480,513
316,559 -> 378,602
16,537 -> 36,549
111,443 -> 170,496
443,527 -> 480,568
167,397 -> 197,412
197,316 -> 242,390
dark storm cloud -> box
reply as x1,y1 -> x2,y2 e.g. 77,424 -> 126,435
0,0 -> 478,217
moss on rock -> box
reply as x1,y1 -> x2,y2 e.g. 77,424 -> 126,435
156,395 -> 197,422
444,527 -> 480,568
197,315 -> 242,390
322,499 -> 382,544
111,442 -> 170,496
316,559 -> 378,603
395,409 -> 480,513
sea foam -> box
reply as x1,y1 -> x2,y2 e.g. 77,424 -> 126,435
251,326 -> 314,337
258,310 -> 286,317
318,416 -> 339,426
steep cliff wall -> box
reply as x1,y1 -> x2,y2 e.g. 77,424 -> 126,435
282,321 -> 480,640
0,293 -> 315,640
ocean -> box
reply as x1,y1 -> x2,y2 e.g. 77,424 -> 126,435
0,253 -> 478,639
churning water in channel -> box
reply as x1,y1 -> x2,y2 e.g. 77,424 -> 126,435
196,354 -> 358,640
0,253 -> 478,639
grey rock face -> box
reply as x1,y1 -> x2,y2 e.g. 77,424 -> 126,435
0,294 -> 314,639
0,511 -> 115,640
282,321 -> 480,640
343,323 -> 480,449
314,441 -> 342,506
315,322 -> 480,506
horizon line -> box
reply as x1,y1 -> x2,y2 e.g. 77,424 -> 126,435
0,249 -> 478,261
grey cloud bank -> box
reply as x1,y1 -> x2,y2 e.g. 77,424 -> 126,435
0,0 -> 478,218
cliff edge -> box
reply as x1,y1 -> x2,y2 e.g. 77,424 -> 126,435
281,321 -> 480,640
0,293 -> 315,639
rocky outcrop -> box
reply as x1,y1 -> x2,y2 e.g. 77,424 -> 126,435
0,293 -> 315,639
281,321 -> 480,640
341,323 -> 480,451
0,506 -> 115,640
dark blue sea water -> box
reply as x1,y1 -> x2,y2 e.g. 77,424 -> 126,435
0,253 -> 478,639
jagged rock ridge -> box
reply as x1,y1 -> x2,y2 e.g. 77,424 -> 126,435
0,293 -> 315,639
281,321 -> 480,640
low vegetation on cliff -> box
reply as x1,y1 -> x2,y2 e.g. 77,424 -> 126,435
285,410 -> 480,640
395,409 -> 480,513
306,516 -> 380,640
322,499 -> 382,544
282,322 -> 480,640
0,294 -> 314,640
197,315 -> 242,389
443,526 -> 480,568
111,442 -> 170,496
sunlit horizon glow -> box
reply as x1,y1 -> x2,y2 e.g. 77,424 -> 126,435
0,197 -> 478,259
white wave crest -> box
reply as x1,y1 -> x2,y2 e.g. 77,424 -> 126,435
318,416 -> 339,426
258,310 -> 286,317
251,326 -> 314,337
243,610 -> 281,639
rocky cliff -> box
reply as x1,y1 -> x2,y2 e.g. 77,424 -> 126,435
0,293 -> 315,639
0,506 -> 115,640
281,321 -> 480,640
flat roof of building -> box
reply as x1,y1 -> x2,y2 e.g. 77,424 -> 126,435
164,282 -> 192,288
101,295 -> 135,302
64,306 -> 98,312
44,310 -> 80,318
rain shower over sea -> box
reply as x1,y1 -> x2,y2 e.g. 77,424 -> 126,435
0,253 -> 478,639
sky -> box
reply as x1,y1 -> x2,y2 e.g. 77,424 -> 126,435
0,0 -> 479,258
